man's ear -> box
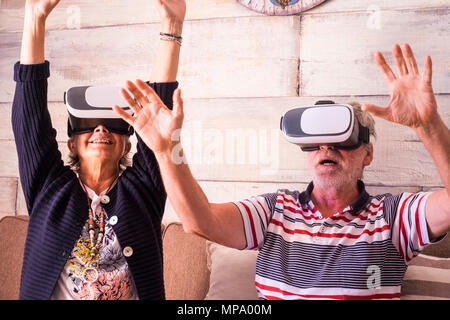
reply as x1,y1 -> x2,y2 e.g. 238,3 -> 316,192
363,142 -> 374,166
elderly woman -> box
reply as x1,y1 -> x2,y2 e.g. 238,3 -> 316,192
12,0 -> 185,300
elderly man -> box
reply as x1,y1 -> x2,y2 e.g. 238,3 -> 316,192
116,44 -> 450,300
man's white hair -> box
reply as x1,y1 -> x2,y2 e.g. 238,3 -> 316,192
347,101 -> 377,141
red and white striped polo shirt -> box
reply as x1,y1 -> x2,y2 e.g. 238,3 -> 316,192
233,181 -> 436,300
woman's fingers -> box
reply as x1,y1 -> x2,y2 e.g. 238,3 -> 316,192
374,51 -> 397,83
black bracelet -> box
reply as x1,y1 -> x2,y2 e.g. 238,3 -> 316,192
159,32 -> 182,46
159,32 -> 182,40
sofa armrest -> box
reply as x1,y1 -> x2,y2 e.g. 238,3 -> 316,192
0,215 -> 29,300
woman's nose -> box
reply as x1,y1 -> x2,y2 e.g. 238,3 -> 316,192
94,125 -> 110,133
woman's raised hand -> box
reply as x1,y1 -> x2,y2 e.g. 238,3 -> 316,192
156,0 -> 186,36
113,80 -> 184,155
25,0 -> 60,20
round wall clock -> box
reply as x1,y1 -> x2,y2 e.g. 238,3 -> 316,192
238,0 -> 328,16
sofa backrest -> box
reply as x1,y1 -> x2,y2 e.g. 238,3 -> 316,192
162,222 -> 210,299
0,216 -> 210,300
1,215 -> 448,300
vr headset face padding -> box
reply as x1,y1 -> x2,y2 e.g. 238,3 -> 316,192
280,100 -> 370,151
66,117 -> 134,137
65,86 -> 134,137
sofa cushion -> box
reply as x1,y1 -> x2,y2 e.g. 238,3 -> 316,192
0,215 -> 29,300
422,234 -> 450,258
401,254 -> 450,299
401,234 -> 450,299
162,223 -> 210,299
204,235 -> 450,300
205,241 -> 258,300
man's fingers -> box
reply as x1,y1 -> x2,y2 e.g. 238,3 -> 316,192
135,79 -> 164,106
423,55 -> 433,85
119,88 -> 142,114
403,44 -> 419,75
113,105 -> 135,126
172,88 -> 184,118
374,51 -> 396,83
392,44 -> 409,76
126,80 -> 150,106
362,104 -> 390,120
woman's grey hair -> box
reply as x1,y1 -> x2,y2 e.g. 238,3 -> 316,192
67,135 -> 132,172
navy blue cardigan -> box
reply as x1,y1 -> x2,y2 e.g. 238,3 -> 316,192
12,61 -> 178,300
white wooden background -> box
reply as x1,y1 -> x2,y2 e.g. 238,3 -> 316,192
0,0 -> 448,223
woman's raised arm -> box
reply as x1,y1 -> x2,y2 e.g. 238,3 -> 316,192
20,0 -> 60,64
149,0 -> 186,82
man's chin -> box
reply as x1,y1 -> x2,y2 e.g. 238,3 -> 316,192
312,175 -> 348,190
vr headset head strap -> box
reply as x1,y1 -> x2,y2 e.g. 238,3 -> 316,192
314,100 -> 336,105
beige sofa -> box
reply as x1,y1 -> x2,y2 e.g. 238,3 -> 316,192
1,215 -> 449,300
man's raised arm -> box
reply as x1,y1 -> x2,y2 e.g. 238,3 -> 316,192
363,44 -> 450,240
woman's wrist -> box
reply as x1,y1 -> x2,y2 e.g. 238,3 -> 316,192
20,7 -> 47,64
161,20 -> 183,37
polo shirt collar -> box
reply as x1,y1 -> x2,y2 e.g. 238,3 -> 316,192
299,180 -> 370,214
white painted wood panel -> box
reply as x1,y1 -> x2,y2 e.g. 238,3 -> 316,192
299,8 -> 450,96
0,0 -> 261,33
177,94 -> 448,186
308,0 -> 450,14
2,0 -> 448,33
0,177 -> 17,218
0,141 -> 69,177
3,95 -> 448,142
2,95 -> 448,186
0,17 -> 300,102
15,180 -> 27,216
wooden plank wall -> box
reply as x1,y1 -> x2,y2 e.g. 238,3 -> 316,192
0,0 -> 448,223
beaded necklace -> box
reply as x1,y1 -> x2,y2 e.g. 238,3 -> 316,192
68,180 -> 114,283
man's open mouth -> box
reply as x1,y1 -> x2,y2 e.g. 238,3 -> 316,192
319,159 -> 338,166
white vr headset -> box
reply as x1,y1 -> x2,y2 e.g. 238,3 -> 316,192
64,86 -> 134,137
280,100 -> 370,151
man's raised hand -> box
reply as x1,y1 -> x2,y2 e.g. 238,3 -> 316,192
113,80 -> 184,154
362,44 -> 439,132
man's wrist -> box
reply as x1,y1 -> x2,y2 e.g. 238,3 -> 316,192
155,142 -> 186,166
415,115 -> 446,140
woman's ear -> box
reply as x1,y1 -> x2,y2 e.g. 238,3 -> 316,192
67,137 -> 77,156
124,140 -> 132,156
